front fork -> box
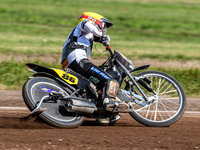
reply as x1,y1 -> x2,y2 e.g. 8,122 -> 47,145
127,74 -> 149,101
117,60 -> 156,102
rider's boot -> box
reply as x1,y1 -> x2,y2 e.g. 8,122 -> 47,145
103,97 -> 129,112
102,79 -> 129,112
97,114 -> 121,124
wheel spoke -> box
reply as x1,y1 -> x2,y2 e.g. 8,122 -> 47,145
160,98 -> 180,106
163,97 -> 180,100
156,78 -> 163,94
157,106 -> 164,121
145,103 -> 151,119
155,76 -> 158,90
159,100 -> 176,111
141,107 -> 147,117
135,104 -> 150,112
158,84 -> 172,97
160,89 -> 177,95
158,81 -> 169,94
149,104 -> 155,120
158,99 -> 172,118
159,94 -> 178,103
154,102 -> 158,121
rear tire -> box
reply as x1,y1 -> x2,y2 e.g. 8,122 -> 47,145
22,76 -> 84,128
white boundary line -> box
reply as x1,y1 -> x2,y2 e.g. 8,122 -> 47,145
0,107 -> 28,110
184,111 -> 200,114
0,107 -> 200,114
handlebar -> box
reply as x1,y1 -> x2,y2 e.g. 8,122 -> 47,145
106,45 -> 114,58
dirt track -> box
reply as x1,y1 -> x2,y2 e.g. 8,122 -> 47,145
0,90 -> 200,150
0,110 -> 200,150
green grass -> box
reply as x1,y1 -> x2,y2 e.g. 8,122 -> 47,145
0,61 -> 61,90
0,61 -> 199,97
0,0 -> 200,60
0,0 -> 199,96
148,67 -> 200,97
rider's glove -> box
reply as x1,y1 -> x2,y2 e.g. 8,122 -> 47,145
101,35 -> 110,46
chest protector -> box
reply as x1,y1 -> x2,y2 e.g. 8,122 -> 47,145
61,26 -> 93,64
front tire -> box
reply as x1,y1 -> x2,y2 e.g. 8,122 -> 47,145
129,71 -> 186,127
22,76 -> 84,128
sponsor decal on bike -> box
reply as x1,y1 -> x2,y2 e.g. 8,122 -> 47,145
41,87 -> 58,93
52,69 -> 78,85
90,67 -> 111,79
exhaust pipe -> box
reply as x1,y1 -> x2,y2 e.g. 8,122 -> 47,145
65,98 -> 97,114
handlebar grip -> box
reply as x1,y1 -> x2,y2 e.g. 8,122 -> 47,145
106,45 -> 111,51
106,45 -> 114,58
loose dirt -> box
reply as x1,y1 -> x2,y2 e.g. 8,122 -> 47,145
0,90 -> 200,150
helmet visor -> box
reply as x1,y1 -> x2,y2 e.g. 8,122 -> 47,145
100,18 -> 113,29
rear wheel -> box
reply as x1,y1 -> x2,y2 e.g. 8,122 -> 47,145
22,76 -> 84,128
129,71 -> 186,127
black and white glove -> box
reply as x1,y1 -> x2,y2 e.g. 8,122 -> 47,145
101,35 -> 111,46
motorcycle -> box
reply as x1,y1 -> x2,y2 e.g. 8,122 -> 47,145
22,45 -> 186,128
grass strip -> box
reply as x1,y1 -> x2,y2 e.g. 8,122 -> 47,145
0,0 -> 200,61
0,61 -> 199,97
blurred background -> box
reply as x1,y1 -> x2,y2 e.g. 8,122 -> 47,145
0,0 -> 199,97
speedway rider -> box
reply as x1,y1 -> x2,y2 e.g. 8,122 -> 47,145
61,12 -> 129,112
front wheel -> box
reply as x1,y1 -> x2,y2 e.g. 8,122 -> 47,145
22,76 -> 84,128
129,71 -> 186,127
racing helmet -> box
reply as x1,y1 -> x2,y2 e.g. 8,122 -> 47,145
78,12 -> 113,32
